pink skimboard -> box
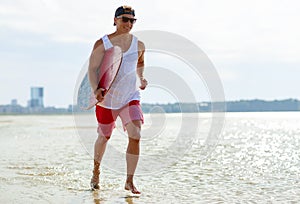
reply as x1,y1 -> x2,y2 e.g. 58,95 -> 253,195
80,46 -> 122,110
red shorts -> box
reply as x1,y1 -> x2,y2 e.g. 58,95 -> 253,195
95,100 -> 144,136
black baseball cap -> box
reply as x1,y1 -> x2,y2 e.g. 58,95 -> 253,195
115,5 -> 135,17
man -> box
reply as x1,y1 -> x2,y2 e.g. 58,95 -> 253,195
88,6 -> 147,194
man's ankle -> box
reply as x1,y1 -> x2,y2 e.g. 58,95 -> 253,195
126,175 -> 133,182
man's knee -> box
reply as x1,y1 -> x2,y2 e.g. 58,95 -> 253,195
129,128 -> 141,141
126,120 -> 142,140
104,135 -> 111,140
97,134 -> 111,142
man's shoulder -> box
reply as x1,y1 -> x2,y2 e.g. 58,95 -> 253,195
93,39 -> 104,51
132,34 -> 144,46
137,40 -> 145,51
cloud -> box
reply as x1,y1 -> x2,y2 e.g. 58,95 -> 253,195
0,0 -> 115,43
0,25 -> 91,106
1,0 -> 300,105
2,0 -> 299,61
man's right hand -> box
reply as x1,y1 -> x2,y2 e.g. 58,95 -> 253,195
94,88 -> 105,102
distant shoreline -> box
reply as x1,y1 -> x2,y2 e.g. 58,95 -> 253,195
0,99 -> 299,114
141,98 -> 300,113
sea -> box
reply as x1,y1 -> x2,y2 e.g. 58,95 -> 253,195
0,112 -> 299,203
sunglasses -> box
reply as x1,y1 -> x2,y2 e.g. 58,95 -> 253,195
117,16 -> 137,24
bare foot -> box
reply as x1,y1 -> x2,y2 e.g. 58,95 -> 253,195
90,173 -> 100,190
125,181 -> 141,194
90,163 -> 100,191
90,182 -> 99,190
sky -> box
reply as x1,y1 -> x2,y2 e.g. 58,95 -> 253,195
1,0 -> 300,107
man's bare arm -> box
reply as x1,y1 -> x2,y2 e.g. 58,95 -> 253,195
88,39 -> 105,100
137,41 -> 147,90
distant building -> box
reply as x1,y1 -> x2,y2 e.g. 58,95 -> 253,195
11,99 -> 18,106
29,87 -> 44,108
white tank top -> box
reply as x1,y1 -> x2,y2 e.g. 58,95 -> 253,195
98,34 -> 140,109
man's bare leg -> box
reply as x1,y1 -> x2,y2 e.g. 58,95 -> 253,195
91,135 -> 110,190
124,120 -> 141,194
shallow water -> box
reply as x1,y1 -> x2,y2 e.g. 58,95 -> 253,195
0,112 -> 299,203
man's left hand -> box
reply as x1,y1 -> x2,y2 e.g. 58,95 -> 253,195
139,78 -> 148,90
